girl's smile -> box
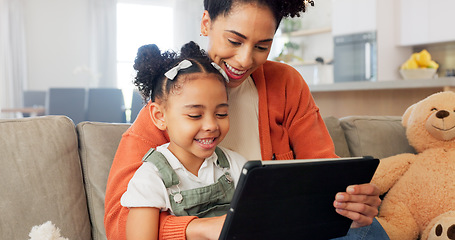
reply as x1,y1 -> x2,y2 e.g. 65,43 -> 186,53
195,137 -> 217,149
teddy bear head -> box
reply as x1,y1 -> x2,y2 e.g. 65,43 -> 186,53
422,211 -> 455,240
402,91 -> 455,153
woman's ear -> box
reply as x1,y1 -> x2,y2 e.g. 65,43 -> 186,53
201,10 -> 210,36
149,103 -> 167,130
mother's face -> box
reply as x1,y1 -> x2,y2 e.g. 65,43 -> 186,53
201,3 -> 277,88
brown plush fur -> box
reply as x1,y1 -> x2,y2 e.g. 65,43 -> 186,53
371,91 -> 455,240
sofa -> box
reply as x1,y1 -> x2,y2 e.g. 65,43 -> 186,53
0,115 -> 416,240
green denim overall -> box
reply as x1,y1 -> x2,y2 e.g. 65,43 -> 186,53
143,147 -> 235,218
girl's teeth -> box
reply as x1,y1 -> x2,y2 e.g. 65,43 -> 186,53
197,138 -> 214,145
225,62 -> 247,75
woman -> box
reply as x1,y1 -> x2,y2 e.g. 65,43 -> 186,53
104,0 -> 387,239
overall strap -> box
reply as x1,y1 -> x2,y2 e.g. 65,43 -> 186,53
142,148 -> 179,188
214,147 -> 230,169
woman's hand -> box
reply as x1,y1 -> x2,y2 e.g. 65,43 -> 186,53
186,214 -> 226,240
333,183 -> 381,228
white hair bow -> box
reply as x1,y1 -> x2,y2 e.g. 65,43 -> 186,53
164,60 -> 193,80
211,62 -> 230,83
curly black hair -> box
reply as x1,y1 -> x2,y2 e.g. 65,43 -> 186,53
204,0 -> 314,28
133,41 -> 227,103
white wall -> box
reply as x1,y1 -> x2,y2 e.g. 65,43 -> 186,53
332,0 -> 377,36
173,0 -> 207,51
24,0 -> 91,90
24,0 -> 207,92
376,0 -> 412,81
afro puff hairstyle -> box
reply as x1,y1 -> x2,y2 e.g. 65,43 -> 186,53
133,41 -> 227,103
204,0 -> 314,28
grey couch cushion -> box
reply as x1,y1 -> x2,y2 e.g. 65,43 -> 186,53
323,116 -> 351,157
0,116 -> 91,240
340,116 -> 416,159
77,121 -> 131,240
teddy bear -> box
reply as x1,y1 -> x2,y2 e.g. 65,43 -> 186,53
370,91 -> 455,240
422,211 -> 455,240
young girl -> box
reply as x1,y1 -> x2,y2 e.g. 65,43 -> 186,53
120,41 -> 247,240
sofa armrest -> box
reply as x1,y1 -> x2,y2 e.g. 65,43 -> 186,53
0,116 -> 91,240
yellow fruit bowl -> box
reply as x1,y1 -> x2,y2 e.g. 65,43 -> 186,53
399,68 -> 437,80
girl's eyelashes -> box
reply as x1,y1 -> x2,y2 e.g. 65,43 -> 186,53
187,113 -> 228,119
188,114 -> 202,119
216,113 -> 228,118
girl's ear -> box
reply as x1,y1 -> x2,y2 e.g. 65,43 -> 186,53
201,10 -> 210,36
149,103 -> 167,130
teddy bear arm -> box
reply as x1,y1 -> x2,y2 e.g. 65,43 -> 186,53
371,153 -> 415,194
377,202 -> 420,240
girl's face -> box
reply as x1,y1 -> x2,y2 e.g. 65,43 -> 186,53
160,75 -> 229,167
201,3 -> 277,88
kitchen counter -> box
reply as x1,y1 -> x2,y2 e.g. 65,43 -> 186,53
310,77 -> 455,118
309,77 -> 455,92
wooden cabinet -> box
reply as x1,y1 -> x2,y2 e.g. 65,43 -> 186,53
400,0 -> 455,46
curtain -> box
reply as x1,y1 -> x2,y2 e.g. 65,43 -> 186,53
0,0 -> 27,113
88,0 -> 117,88
173,0 -> 206,50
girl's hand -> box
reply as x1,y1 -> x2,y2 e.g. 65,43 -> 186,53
186,214 -> 226,240
333,183 -> 381,228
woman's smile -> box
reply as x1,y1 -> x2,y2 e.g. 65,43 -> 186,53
223,62 -> 248,80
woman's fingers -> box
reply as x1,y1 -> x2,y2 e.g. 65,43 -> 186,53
333,183 -> 382,228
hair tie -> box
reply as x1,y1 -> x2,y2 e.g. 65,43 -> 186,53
164,60 -> 193,80
211,62 -> 230,83
304,0 -> 315,6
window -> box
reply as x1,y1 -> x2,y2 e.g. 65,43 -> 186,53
116,1 -> 174,121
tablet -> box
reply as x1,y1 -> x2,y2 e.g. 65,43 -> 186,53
219,156 -> 379,240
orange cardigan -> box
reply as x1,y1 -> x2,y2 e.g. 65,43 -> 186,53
104,61 -> 337,240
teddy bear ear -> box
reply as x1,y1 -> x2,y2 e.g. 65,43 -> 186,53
402,103 -> 416,127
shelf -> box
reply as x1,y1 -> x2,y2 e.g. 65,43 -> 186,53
308,77 -> 455,92
286,27 -> 332,37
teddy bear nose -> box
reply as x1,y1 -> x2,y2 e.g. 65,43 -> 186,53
436,110 -> 450,119
448,224 -> 455,239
